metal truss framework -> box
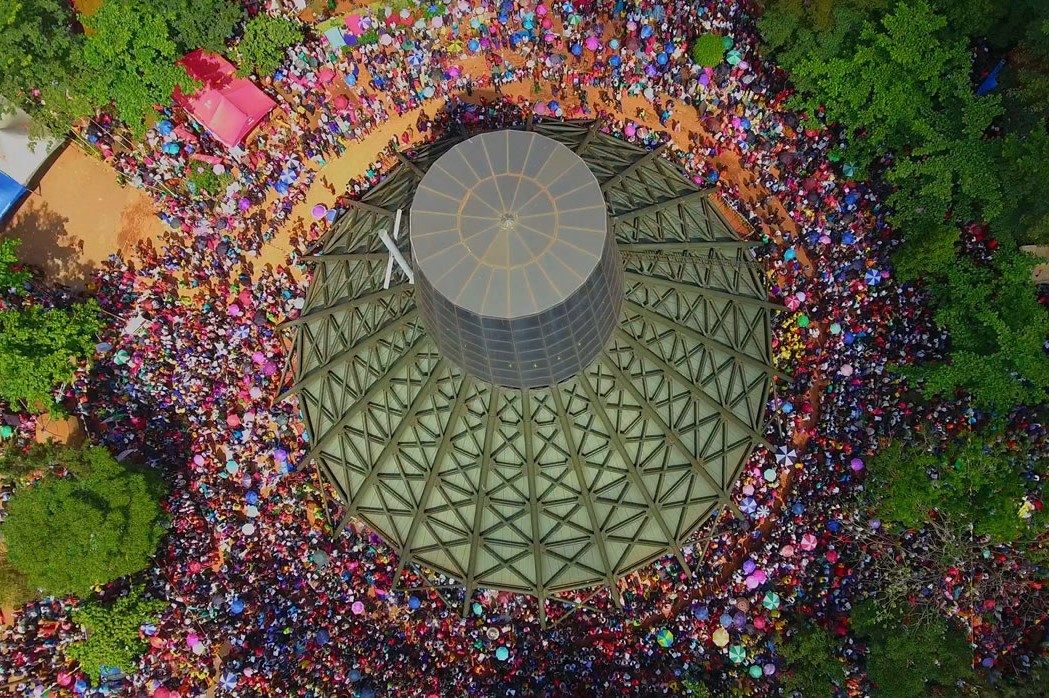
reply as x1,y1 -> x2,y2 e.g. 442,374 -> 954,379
284,119 -> 778,619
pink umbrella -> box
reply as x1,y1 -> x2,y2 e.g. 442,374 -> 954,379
800,533 -> 818,551
352,601 -> 365,615
345,14 -> 363,34
312,204 -> 327,218
780,544 -> 795,557
534,101 -> 548,115
334,94 -> 349,110
238,197 -> 251,211
784,295 -> 801,311
318,68 -> 336,84
536,4 -> 547,15
839,364 -> 854,377
585,35 -> 600,51
624,122 -> 637,137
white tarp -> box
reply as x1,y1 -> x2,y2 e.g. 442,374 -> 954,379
0,109 -> 61,186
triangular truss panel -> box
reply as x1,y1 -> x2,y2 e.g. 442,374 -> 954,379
285,120 -> 779,611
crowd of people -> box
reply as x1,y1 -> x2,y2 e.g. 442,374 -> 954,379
1,0 -> 1046,695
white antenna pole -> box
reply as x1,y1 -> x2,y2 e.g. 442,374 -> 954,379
382,209 -> 412,287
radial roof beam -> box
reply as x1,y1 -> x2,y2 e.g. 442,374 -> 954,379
575,372 -> 691,577
522,391 -> 547,622
600,142 -> 668,192
395,150 -> 427,179
623,299 -> 788,380
462,385 -> 502,617
611,328 -> 773,452
616,240 -> 760,252
574,118 -> 604,156
599,356 -> 744,520
279,309 -> 422,399
346,198 -> 397,218
623,271 -> 783,312
279,285 -> 413,329
392,371 -> 471,586
299,252 -> 397,263
611,189 -> 713,223
300,338 -> 436,458
549,390 -> 620,599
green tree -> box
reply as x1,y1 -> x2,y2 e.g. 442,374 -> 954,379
235,14 -> 304,76
0,299 -> 102,413
851,602 -> 974,697
0,555 -> 32,609
1,444 -> 167,597
690,34 -> 725,67
776,620 -> 847,696
79,0 -> 198,136
994,122 -> 1049,246
0,239 -> 31,293
912,249 -> 1049,411
0,0 -> 92,136
152,0 -> 245,54
66,587 -> 166,683
867,428 -> 1046,544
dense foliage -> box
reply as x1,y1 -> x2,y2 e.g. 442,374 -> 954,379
66,587 -> 167,683
0,299 -> 102,413
775,620 -> 848,696
690,33 -> 725,67
235,14 -> 304,77
0,239 -> 31,292
1,444 -> 167,597
759,0 -> 1049,411
851,602 -> 974,696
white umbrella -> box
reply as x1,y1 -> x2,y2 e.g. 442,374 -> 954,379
775,445 -> 797,466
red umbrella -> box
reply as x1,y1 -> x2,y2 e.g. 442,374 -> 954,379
334,94 -> 349,110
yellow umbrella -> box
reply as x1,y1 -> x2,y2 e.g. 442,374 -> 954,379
712,627 -> 729,647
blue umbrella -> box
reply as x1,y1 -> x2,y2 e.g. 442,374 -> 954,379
408,596 -> 421,609
740,497 -> 757,515
246,490 -> 258,505
693,605 -> 709,620
348,670 -> 362,682
157,120 -> 174,135
841,232 -> 856,245
609,54 -> 621,67
230,598 -> 245,614
468,38 -> 480,52
656,52 -> 668,65
316,629 -> 330,645
640,24 -> 653,38
163,142 -> 180,155
219,673 -> 238,691
571,43 -> 583,56
864,269 -> 881,285
720,613 -> 734,628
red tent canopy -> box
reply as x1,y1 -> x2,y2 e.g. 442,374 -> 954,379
173,50 -> 276,149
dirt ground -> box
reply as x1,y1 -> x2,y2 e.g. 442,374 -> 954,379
0,144 -> 165,289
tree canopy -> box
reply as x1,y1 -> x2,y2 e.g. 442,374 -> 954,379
80,0 -> 198,137
1,444 -> 167,597
0,299 -> 102,413
851,602 -> 974,696
235,14 -> 304,77
0,239 -> 31,293
153,0 -> 245,55
690,33 -> 725,67
867,427 -> 1047,544
776,620 -> 848,696
67,587 -> 167,683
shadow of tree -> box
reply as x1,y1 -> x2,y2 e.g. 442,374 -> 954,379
0,198 -> 95,287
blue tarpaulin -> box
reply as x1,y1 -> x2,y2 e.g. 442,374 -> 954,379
0,170 -> 27,223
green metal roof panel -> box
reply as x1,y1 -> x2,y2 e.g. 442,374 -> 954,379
287,120 -> 776,602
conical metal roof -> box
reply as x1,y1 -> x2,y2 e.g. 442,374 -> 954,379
285,120 -> 777,607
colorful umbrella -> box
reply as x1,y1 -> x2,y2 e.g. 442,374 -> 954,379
775,446 -> 797,466
712,627 -> 730,647
762,591 -> 781,610
800,533 -> 818,551
655,628 -> 674,647
728,645 -> 747,663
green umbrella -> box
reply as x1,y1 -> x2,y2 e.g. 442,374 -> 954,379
797,314 -> 810,328
748,664 -> 763,679
728,645 -> 746,663
726,49 -> 743,65
655,628 -> 674,647
762,591 -> 781,610
0,425 -> 12,439
721,35 -> 734,50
